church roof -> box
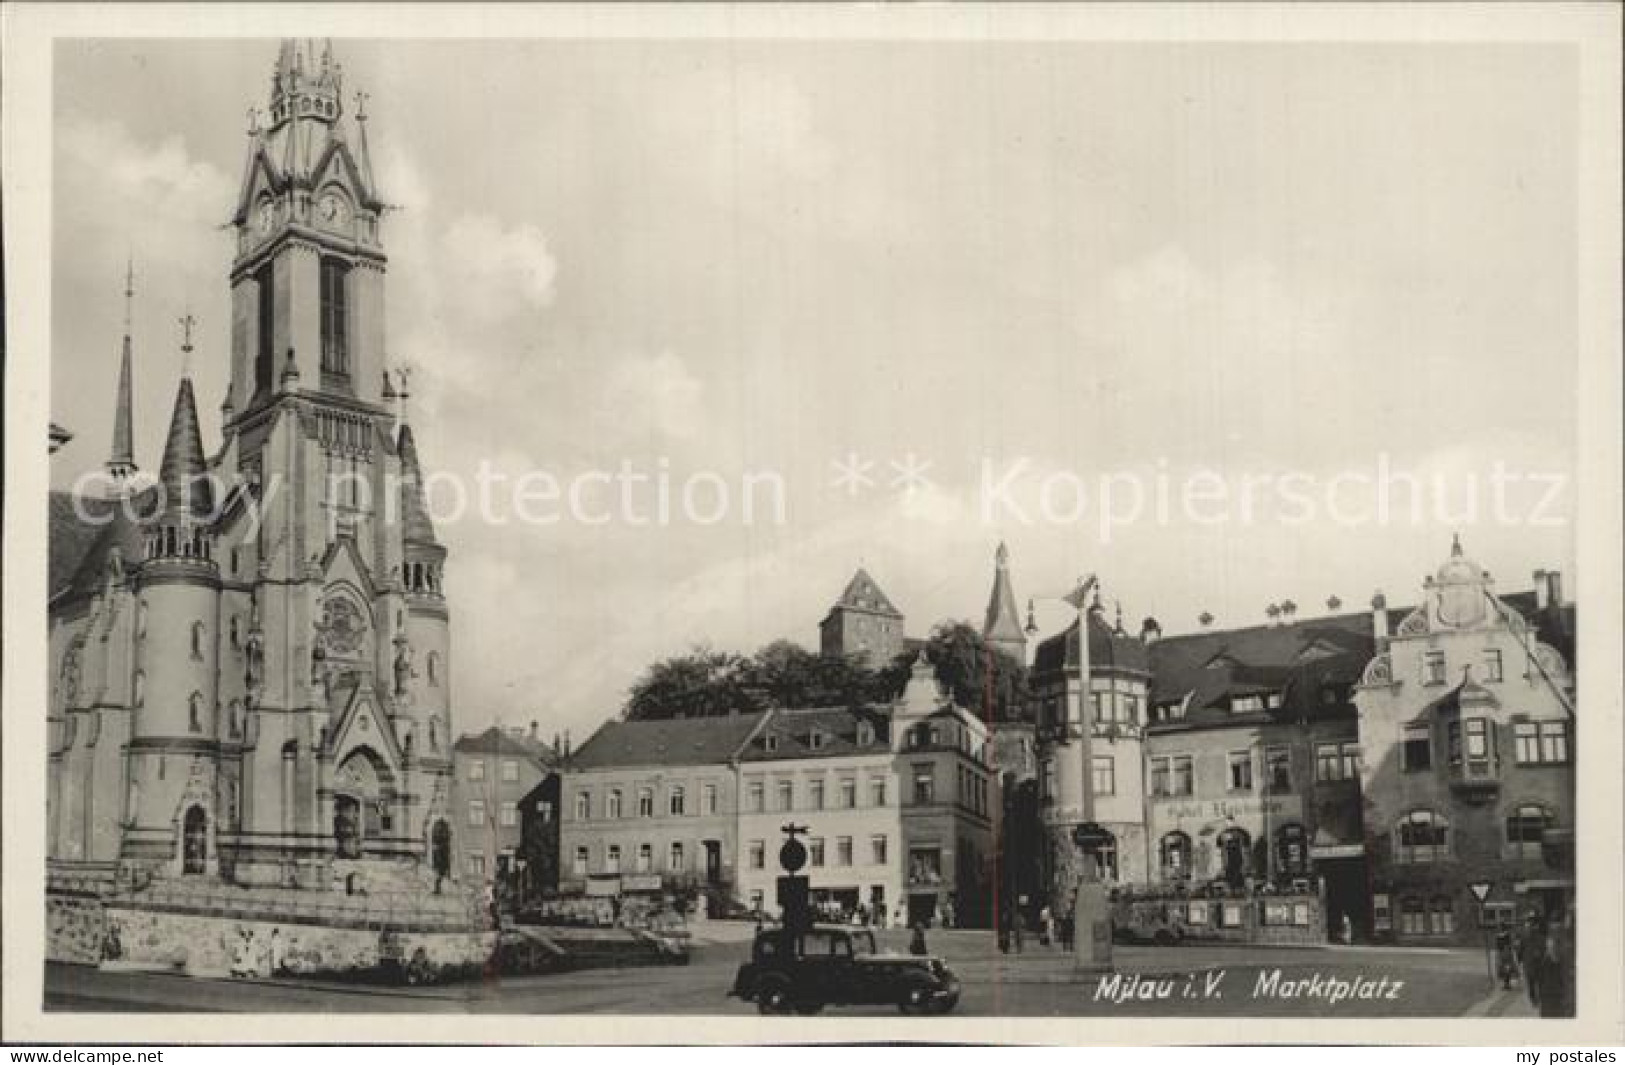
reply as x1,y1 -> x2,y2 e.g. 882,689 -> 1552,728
47,489 -> 152,607
825,568 -> 902,620
569,713 -> 769,770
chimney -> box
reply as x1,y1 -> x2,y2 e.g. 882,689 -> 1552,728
1140,617 -> 1162,645
1532,569 -> 1548,610
1371,592 -> 1389,650
1547,571 -> 1563,609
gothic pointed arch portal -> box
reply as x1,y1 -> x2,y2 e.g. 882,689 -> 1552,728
332,746 -> 394,858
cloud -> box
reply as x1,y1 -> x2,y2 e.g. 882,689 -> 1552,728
439,213 -> 559,322
598,352 -> 705,444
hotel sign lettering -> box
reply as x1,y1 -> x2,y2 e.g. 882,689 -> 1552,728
1160,797 -> 1301,822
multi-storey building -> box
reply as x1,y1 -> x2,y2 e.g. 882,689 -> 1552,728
891,653 -> 996,928
559,714 -> 767,904
818,568 -> 906,666
1030,598 -> 1154,898
47,40 -> 458,896
1355,541 -> 1574,945
735,706 -> 901,919
450,724 -> 555,886
1143,607 -> 1371,935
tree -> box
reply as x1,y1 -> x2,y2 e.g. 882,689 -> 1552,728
880,620 -> 1030,723
744,640 -> 881,708
623,646 -> 766,720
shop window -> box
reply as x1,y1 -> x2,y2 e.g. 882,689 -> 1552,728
908,848 -> 942,886
1274,823 -> 1308,877
1160,831 -> 1192,882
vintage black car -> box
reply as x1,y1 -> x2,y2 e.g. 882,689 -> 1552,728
729,925 -> 960,1015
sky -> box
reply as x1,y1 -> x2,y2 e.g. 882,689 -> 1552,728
51,38 -> 1578,743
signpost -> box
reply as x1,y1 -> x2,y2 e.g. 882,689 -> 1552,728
1469,881 -> 1493,984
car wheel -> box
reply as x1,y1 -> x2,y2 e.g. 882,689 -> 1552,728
756,976 -> 793,1015
897,985 -> 933,1015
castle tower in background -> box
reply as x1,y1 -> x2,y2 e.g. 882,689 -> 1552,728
819,567 -> 906,667
47,39 -> 459,895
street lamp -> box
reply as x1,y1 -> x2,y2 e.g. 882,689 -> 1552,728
1053,575 -> 1113,974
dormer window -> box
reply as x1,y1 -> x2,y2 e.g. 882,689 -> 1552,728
856,721 -> 874,746
1231,695 -> 1263,714
809,730 -> 825,751
763,735 -> 779,753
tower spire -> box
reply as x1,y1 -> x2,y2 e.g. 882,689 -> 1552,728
106,257 -> 138,489
982,540 -> 1027,662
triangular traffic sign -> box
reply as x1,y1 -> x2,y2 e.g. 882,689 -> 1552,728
1469,882 -> 1492,903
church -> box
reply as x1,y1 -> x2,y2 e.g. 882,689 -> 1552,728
47,40 -> 458,897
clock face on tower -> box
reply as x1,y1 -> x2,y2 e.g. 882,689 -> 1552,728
318,192 -> 348,229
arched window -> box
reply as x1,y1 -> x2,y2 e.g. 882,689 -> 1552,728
188,692 -> 204,733
1159,831 -> 1192,882
1395,809 -> 1450,863
190,621 -> 206,660
1506,804 -> 1552,859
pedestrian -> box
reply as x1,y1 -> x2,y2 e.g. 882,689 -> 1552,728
1039,904 -> 1053,947
1060,912 -> 1075,952
909,923 -> 928,957
1518,912 -> 1546,1009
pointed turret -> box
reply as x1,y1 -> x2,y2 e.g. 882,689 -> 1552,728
155,375 -> 212,522
106,259 -> 138,488
397,423 -> 439,547
982,541 -> 1026,662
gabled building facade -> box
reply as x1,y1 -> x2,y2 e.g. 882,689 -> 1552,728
1355,542 -> 1575,944
450,724 -> 556,886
